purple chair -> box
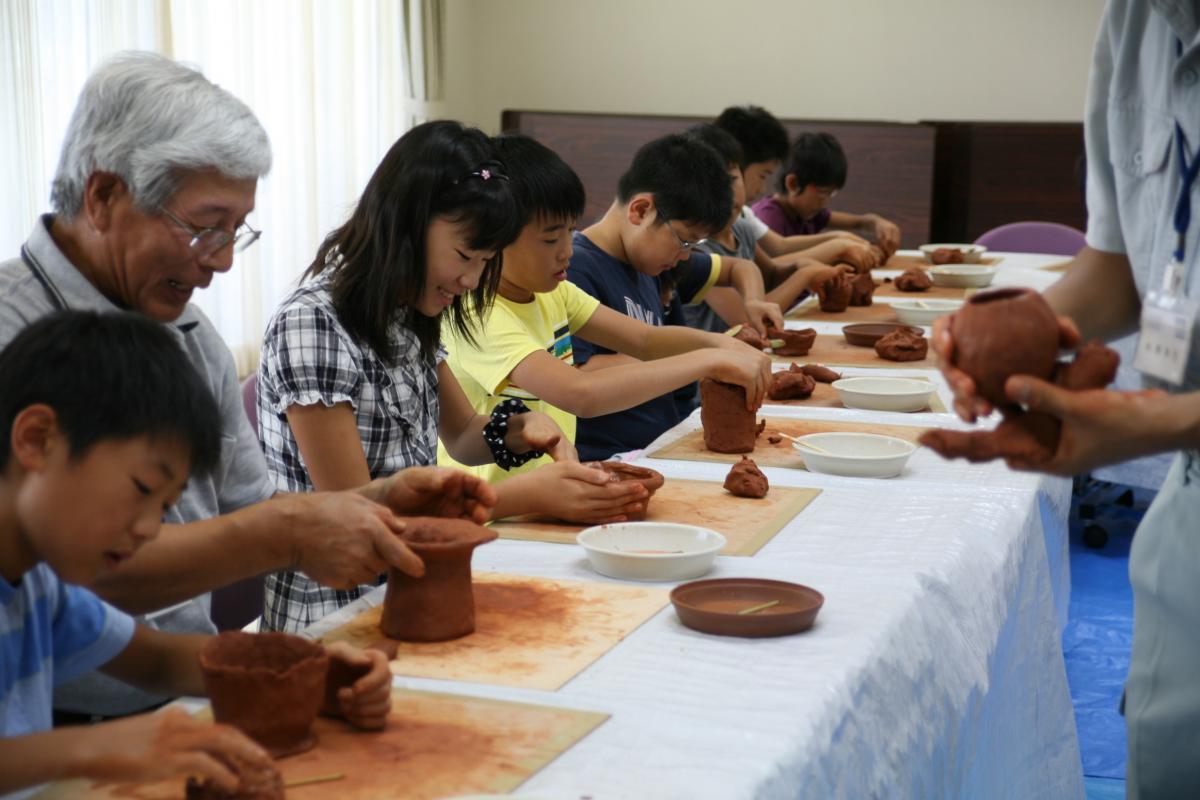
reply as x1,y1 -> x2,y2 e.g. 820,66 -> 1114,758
974,221 -> 1086,256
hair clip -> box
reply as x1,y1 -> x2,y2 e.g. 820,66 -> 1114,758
453,166 -> 510,186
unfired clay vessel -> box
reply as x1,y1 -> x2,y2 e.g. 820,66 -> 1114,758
198,632 -> 329,759
382,518 -> 497,643
815,271 -> 853,312
767,326 -> 816,356
894,269 -> 932,292
723,456 -> 769,498
950,287 -> 1059,409
700,379 -> 758,453
849,271 -> 877,306
595,461 -> 665,520
768,370 -> 816,400
874,328 -> 928,361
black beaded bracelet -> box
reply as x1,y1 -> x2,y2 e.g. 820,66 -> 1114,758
483,398 -> 544,470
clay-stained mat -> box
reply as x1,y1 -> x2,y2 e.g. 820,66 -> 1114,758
37,689 -> 606,800
320,573 -> 668,691
787,300 -> 900,323
647,416 -> 930,468
765,374 -> 947,413
491,477 -> 820,556
873,281 -> 975,300
772,333 -> 935,369
883,253 -> 1003,269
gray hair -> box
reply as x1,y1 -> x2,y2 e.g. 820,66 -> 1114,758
50,51 -> 272,218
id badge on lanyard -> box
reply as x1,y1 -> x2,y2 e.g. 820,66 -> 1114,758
1134,121 -> 1200,385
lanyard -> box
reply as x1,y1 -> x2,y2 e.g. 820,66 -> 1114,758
1173,123 -> 1200,262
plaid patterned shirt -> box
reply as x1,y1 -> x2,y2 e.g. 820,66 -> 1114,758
257,275 -> 444,632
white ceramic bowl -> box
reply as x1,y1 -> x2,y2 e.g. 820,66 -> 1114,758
577,522 -> 726,582
831,377 -> 936,413
792,432 -> 917,478
928,265 -> 997,288
919,243 -> 987,263
890,297 -> 963,326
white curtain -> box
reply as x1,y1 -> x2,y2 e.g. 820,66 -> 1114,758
0,0 -> 413,376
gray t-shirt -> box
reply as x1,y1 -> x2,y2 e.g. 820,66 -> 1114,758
683,217 -> 759,333
0,216 -> 276,715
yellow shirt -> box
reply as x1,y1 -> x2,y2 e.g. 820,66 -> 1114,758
439,280 -> 600,483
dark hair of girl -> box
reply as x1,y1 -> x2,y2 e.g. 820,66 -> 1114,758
304,120 -> 521,362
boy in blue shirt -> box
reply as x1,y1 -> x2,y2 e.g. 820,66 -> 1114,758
569,133 -> 783,459
0,311 -> 392,797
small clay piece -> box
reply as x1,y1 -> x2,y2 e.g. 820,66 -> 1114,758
732,325 -> 768,349
756,419 -> 766,436
849,271 -> 877,306
815,270 -> 853,312
198,632 -> 329,759
700,379 -> 758,453
920,340 -> 1120,465
798,363 -> 842,383
894,269 -> 932,292
766,326 -> 816,356
382,518 -> 497,643
950,287 -> 1059,409
594,461 -> 665,520
723,456 -> 769,498
767,434 -> 783,444
874,328 -> 928,362
185,753 -> 285,800
931,247 -> 965,265
768,370 -> 816,400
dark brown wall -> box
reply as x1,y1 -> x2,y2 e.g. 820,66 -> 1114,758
503,110 -> 936,248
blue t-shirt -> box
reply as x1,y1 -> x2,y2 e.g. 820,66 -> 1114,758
1,564 -> 135,738
568,232 -> 721,459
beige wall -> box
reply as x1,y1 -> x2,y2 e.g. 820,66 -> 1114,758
443,0 -> 1106,132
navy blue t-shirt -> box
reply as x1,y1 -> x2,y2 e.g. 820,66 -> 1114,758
568,232 -> 720,459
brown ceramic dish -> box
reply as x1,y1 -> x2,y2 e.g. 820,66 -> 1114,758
670,578 -> 824,638
842,323 -> 921,348
198,631 -> 330,758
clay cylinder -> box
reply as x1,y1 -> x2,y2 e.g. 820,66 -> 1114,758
198,632 -> 329,758
381,517 -> 497,643
700,379 -> 757,453
595,461 -> 665,520
950,288 -> 1059,408
816,271 -> 853,312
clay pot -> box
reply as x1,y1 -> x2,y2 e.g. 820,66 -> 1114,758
700,379 -> 757,453
595,461 -> 665,520
723,456 -> 769,498
381,517 -> 497,643
766,327 -> 816,356
815,271 -> 853,312
950,287 -> 1059,408
198,632 -> 329,758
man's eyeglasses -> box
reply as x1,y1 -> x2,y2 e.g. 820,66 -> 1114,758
160,207 -> 261,257
657,209 -> 708,251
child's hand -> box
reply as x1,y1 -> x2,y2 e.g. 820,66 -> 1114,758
528,461 -> 649,523
73,708 -> 270,792
707,348 -> 772,410
743,300 -> 784,333
799,263 -> 853,289
866,214 -> 901,256
506,410 -> 577,462
835,242 -> 879,273
322,642 -> 393,730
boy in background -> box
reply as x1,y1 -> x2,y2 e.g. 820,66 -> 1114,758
0,311 -> 391,797
567,133 -> 780,459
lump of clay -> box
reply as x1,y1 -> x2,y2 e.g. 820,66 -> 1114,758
732,325 -> 768,349
920,340 -> 1120,465
186,753 -> 285,800
894,269 -> 932,292
768,369 -> 816,400
723,456 -> 769,498
766,326 -> 816,356
382,518 -> 497,643
797,363 -> 842,383
198,632 -> 329,759
815,271 -> 853,312
593,461 -> 665,521
849,271 -> 877,306
930,247 -> 965,264
700,378 -> 758,453
950,287 -> 1059,409
875,328 -> 928,362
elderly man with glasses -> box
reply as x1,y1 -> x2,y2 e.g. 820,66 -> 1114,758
0,51 -> 493,721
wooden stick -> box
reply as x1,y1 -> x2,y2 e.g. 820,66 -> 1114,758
737,599 -> 781,615
776,432 -> 833,455
285,773 -> 346,789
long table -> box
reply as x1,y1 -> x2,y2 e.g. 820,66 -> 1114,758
305,252 -> 1086,799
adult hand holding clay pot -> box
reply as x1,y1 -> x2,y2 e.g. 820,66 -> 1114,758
369,465 -> 497,527
321,642 -> 393,730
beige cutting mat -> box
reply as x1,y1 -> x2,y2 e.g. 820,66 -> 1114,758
37,689 -> 607,800
319,573 -> 667,691
491,477 -> 820,556
786,300 -> 899,323
648,416 -> 929,468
